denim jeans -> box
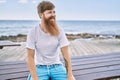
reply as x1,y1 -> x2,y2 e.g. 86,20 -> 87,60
27,64 -> 67,80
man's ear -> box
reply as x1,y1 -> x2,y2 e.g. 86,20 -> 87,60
40,13 -> 43,18
38,13 -> 42,18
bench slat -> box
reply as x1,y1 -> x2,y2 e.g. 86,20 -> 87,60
75,69 -> 120,80
72,60 -> 120,70
71,52 -> 120,59
71,53 -> 120,62
73,64 -> 120,75
0,61 -> 25,66
0,67 -> 28,75
0,63 -> 27,70
72,57 -> 120,66
0,72 -> 29,80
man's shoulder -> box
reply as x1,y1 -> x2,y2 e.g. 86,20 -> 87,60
30,25 -> 39,31
28,25 -> 39,34
33,25 -> 39,30
58,26 -> 64,31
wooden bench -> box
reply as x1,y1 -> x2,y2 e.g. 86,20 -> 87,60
0,52 -> 120,80
0,40 -> 21,49
71,52 -> 120,80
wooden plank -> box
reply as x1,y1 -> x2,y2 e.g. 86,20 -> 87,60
72,60 -> 120,71
0,63 -> 27,70
73,64 -> 120,75
0,61 -> 25,66
0,40 -> 21,49
61,53 -> 120,64
0,67 -> 28,75
0,71 -> 29,80
75,69 -> 120,80
0,61 -> 26,69
71,54 -> 120,62
71,57 -> 120,66
71,52 -> 120,60
13,77 -> 27,80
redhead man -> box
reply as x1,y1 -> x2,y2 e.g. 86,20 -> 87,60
26,1 -> 74,80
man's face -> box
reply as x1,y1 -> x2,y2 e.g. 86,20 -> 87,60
42,9 -> 56,23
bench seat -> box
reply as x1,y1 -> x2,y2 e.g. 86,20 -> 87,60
0,52 -> 120,80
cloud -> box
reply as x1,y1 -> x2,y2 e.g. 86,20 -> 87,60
0,0 -> 6,3
32,0 -> 37,4
18,0 -> 28,4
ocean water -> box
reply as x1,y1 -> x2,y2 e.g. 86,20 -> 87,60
0,20 -> 120,36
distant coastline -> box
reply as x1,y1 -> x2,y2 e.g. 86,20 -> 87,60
0,20 -> 120,21
0,33 -> 120,42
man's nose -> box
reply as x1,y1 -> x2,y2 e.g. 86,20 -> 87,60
51,12 -> 55,16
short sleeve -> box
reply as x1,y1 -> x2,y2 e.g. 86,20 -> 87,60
58,27 -> 69,48
26,28 -> 36,50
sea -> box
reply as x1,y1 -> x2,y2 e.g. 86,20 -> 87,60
0,20 -> 120,36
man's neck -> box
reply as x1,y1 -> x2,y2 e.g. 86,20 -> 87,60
39,23 -> 48,33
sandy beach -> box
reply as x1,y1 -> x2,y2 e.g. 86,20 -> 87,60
0,34 -> 120,62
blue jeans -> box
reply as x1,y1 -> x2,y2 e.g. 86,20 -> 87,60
27,64 -> 67,80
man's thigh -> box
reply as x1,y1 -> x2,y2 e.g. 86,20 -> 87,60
51,65 -> 67,80
27,66 -> 50,80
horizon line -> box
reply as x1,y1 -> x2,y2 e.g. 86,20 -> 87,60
0,19 -> 120,21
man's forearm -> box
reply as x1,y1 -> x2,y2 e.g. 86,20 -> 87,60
61,46 -> 73,75
26,49 -> 38,80
26,57 -> 38,79
63,54 -> 73,75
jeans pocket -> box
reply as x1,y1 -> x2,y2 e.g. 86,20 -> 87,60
56,65 -> 67,74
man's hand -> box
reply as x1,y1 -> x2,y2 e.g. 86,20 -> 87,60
68,74 -> 76,80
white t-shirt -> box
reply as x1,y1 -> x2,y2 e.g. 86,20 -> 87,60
26,25 -> 69,65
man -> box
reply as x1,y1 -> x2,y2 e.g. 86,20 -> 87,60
26,1 -> 74,80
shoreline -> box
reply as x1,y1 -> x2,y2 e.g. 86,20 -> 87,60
0,33 -> 120,42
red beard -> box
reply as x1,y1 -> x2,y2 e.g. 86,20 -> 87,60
44,15 -> 56,26
43,14 -> 57,32
42,14 -> 59,36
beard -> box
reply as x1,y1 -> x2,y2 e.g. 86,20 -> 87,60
43,14 -> 59,35
43,14 -> 57,28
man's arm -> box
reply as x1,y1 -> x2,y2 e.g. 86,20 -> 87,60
26,48 -> 38,80
61,46 -> 74,80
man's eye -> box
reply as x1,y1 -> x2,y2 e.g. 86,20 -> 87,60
49,12 -> 51,13
46,12 -> 51,14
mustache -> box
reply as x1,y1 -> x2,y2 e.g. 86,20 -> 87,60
49,16 -> 55,20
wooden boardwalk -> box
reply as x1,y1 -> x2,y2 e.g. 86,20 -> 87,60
0,39 -> 120,61
0,42 -> 26,61
0,40 -> 21,49
69,39 -> 120,56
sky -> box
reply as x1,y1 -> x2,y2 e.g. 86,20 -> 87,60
0,0 -> 120,20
